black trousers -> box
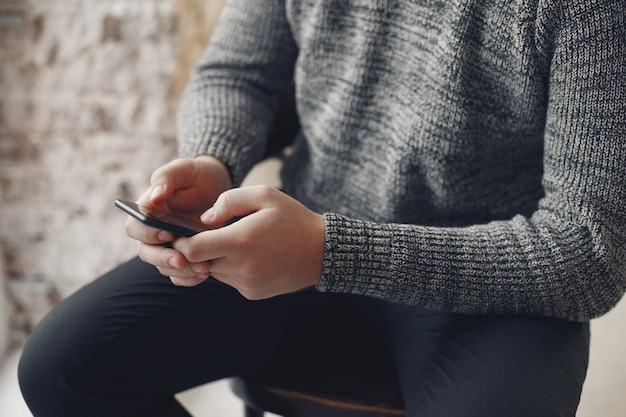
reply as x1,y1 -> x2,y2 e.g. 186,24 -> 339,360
18,257 -> 589,417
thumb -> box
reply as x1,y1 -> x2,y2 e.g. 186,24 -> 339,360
149,183 -> 170,204
148,166 -> 179,204
200,186 -> 271,225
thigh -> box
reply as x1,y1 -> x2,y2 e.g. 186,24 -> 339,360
19,257 -> 355,416
374,302 -> 590,417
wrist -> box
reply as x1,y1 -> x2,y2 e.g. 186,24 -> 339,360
195,155 -> 233,190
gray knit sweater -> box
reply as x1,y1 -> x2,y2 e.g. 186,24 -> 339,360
178,0 -> 626,321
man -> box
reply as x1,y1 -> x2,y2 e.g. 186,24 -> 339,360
19,1 -> 626,416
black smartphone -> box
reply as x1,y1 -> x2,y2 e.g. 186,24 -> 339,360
114,199 -> 211,237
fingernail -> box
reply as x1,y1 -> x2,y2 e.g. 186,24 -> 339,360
201,208 -> 215,223
192,263 -> 209,274
150,185 -> 164,201
157,231 -> 172,242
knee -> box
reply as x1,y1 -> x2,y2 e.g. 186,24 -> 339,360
399,317 -> 589,417
18,321 -> 65,415
17,298 -> 117,416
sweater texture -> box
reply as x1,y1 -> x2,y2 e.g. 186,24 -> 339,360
178,0 -> 626,321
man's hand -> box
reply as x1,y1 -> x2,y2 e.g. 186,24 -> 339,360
125,156 -> 232,282
172,186 -> 326,299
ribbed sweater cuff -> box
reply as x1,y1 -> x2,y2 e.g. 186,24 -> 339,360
319,213 -> 397,296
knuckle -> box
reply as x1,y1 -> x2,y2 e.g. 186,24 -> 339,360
254,185 -> 275,200
216,188 -> 232,207
138,229 -> 158,245
239,287 -> 262,301
236,282 -> 254,298
234,262 -> 259,283
235,231 -> 255,251
170,275 -> 200,287
169,276 -> 185,287
151,158 -> 184,183
137,244 -> 149,262
125,218 -> 144,238
239,290 -> 253,300
124,220 -> 133,236
143,228 -> 156,243
150,166 -> 166,183
179,244 -> 202,263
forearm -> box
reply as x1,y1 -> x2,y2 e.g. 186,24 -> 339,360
318,0 -> 626,321
319,211 -> 622,322
177,0 -> 298,185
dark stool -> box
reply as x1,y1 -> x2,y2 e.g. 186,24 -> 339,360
230,374 -> 406,417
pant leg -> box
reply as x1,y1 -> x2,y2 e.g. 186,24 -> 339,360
18,257 -> 355,417
372,302 -> 590,417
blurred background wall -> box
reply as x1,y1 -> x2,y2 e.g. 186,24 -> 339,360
0,0 -> 224,354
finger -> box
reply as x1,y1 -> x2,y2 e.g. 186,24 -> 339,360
175,187 -> 282,263
207,263 -> 268,301
201,185 -> 277,225
148,160 -> 187,204
137,241 -> 188,270
149,158 -> 202,204
135,187 -> 153,206
125,217 -> 174,244
203,265 -> 241,293
138,242 -> 213,280
139,245 -> 211,285
173,230 -> 234,263
156,261 -> 211,279
169,275 -> 209,287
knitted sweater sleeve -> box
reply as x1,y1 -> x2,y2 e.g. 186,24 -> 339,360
176,0 -> 297,185
318,1 -> 626,322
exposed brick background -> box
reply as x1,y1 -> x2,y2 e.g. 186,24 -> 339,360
0,0 -> 224,346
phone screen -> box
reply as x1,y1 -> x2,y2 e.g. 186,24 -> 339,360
114,199 -> 211,237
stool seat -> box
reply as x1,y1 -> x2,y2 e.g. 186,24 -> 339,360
230,374 -> 406,417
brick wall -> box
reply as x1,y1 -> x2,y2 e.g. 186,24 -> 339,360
0,0 -> 224,345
